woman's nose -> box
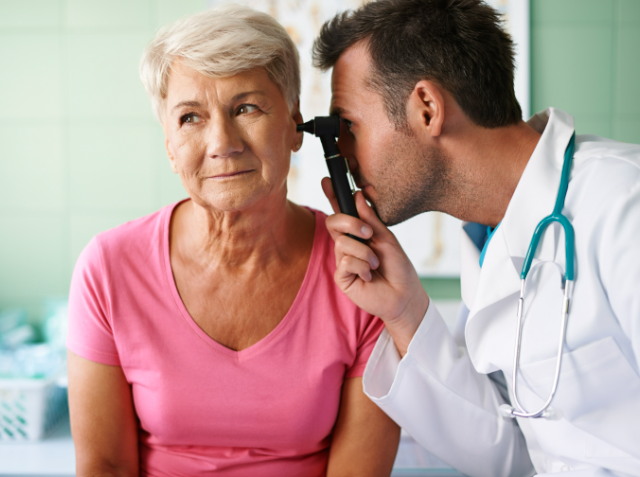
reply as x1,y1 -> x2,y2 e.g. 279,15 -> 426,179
205,118 -> 244,158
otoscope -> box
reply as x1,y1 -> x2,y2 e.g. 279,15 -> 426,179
296,116 -> 359,219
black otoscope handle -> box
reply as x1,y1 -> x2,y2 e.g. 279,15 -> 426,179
298,117 -> 364,242
326,155 -> 359,218
326,154 -> 364,243
318,134 -> 359,219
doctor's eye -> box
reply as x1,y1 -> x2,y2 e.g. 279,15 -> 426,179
340,118 -> 354,135
180,113 -> 201,125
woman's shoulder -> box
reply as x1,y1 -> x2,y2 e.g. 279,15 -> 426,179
75,202 -> 178,277
99,203 -> 174,246
305,207 -> 335,262
306,206 -> 329,239
94,202 -> 179,255
308,207 -> 329,221
304,207 -> 371,315
298,207 -> 384,376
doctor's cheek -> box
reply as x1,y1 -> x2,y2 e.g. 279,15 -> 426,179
337,130 -> 357,160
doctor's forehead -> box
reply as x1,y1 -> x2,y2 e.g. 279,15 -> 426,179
330,41 -> 376,117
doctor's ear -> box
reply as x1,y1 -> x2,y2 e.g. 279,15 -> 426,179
407,80 -> 445,138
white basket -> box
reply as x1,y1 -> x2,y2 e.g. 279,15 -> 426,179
0,374 -> 68,441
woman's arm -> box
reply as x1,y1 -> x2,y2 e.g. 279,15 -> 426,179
326,377 -> 400,477
67,351 -> 139,477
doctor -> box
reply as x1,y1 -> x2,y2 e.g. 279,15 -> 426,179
312,0 -> 640,476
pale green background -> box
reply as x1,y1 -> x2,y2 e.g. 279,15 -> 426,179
0,0 -> 639,323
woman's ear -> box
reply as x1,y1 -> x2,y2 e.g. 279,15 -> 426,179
407,80 -> 445,138
291,98 -> 303,152
165,136 -> 178,174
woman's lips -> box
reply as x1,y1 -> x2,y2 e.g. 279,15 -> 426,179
210,170 -> 253,179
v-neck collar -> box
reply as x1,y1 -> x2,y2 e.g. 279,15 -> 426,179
161,201 -> 322,361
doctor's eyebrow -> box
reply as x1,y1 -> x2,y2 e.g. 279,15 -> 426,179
330,106 -> 345,117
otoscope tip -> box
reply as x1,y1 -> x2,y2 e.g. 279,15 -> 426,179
297,119 -> 315,135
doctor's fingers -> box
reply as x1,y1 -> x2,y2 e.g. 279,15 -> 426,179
334,234 -> 380,271
322,179 -> 374,242
325,210 -> 374,243
335,254 -> 374,286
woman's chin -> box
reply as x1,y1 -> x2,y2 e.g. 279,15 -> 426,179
190,188 -> 281,215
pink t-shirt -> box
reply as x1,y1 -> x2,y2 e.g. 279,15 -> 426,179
67,202 -> 384,477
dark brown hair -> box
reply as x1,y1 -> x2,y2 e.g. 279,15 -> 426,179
313,0 -> 522,129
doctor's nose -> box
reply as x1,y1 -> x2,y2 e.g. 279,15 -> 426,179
205,118 -> 244,158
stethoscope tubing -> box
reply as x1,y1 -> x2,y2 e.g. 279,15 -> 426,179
511,279 -> 573,418
505,133 -> 577,420
520,135 -> 576,282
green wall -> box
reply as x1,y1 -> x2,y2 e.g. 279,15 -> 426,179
1,0 -> 640,321
532,0 -> 640,143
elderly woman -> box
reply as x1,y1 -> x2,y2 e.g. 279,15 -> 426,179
66,4 -> 399,477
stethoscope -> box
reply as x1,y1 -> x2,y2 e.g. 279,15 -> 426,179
500,133 -> 576,420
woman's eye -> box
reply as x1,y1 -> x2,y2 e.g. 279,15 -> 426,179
180,113 -> 201,125
236,104 -> 258,116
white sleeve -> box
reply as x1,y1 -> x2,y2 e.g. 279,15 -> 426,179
363,302 -> 534,477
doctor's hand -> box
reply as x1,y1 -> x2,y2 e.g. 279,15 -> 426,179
322,178 -> 429,356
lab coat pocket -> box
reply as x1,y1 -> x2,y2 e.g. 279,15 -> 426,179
519,336 -> 640,460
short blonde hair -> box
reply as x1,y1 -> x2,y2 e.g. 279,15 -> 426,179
140,4 -> 301,122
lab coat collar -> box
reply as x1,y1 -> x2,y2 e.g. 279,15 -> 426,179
463,108 -> 576,373
501,108 -> 575,263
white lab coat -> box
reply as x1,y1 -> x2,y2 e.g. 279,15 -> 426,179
363,108 -> 640,477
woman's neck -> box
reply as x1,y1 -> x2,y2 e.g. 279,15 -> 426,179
171,193 -> 314,272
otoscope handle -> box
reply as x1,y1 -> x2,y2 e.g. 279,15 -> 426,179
297,116 -> 364,242
326,155 -> 359,218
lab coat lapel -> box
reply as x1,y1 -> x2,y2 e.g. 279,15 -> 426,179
463,108 -> 576,374
500,108 -> 575,264
459,224 -> 482,309
464,229 -> 522,373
